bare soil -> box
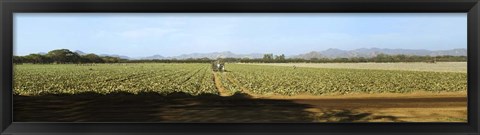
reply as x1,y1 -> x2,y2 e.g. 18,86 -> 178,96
252,92 -> 467,122
212,72 -> 230,96
291,93 -> 467,122
14,90 -> 467,122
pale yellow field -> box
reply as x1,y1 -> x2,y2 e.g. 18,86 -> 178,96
249,62 -> 467,73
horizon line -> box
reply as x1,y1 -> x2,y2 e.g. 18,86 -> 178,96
15,47 -> 468,58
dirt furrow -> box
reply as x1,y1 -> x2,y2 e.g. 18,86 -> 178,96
212,72 -> 229,96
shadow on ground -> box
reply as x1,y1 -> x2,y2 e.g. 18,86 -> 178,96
14,91 -> 403,122
311,109 -> 406,122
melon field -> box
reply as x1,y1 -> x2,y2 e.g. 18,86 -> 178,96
14,63 -> 217,96
13,62 -> 468,122
13,63 -> 466,96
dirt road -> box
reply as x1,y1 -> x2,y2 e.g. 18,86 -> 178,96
291,93 -> 467,122
14,91 -> 466,122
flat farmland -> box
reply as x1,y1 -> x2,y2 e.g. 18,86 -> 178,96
14,63 -> 217,96
250,62 -> 467,73
13,62 -> 467,122
222,63 -> 466,96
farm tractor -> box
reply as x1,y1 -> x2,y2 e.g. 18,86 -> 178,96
426,57 -> 437,64
212,59 -> 225,72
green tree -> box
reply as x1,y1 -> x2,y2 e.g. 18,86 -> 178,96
101,56 -> 122,63
24,54 -> 49,64
83,53 -> 104,63
46,49 -> 81,63
263,53 -> 274,62
275,54 -> 286,62
13,56 -> 26,64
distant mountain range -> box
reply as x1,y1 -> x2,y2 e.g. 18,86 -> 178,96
291,48 -> 467,59
74,50 -> 131,60
138,51 -> 264,60
68,48 -> 466,60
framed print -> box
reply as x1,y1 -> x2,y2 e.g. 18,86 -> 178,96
1,0 -> 479,135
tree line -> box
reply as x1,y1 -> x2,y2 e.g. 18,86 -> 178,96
14,49 -> 128,64
14,49 -> 467,64
251,53 -> 466,63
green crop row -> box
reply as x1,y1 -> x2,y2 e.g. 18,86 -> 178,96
14,63 -> 467,96
227,64 -> 467,96
14,63 -> 217,96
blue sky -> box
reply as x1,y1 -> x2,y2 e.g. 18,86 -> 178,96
14,13 -> 466,57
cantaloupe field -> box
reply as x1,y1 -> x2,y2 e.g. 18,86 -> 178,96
13,62 -> 467,96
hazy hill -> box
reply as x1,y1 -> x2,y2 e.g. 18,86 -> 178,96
291,48 -> 467,59
140,51 -> 264,60
69,48 -> 467,60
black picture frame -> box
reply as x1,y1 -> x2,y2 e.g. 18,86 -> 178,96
1,0 -> 479,134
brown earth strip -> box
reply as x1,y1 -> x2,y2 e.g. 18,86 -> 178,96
292,96 -> 466,109
291,93 -> 467,122
212,72 -> 230,96
13,92 -> 467,122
